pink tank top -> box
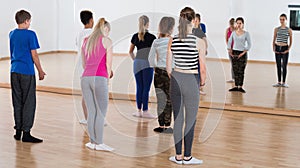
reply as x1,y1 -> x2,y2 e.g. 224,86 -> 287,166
82,36 -> 108,78
227,27 -> 234,48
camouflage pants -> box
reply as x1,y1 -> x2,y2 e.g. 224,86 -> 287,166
154,68 -> 172,126
232,50 -> 248,86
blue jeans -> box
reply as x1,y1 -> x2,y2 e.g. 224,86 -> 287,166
134,59 -> 154,111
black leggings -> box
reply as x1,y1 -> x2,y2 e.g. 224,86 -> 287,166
275,45 -> 289,83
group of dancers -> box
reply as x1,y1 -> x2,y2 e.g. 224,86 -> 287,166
9,5 -> 292,166
76,6 -> 206,164
225,14 -> 292,92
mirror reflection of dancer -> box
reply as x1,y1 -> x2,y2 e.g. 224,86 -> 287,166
167,7 -> 205,165
227,17 -> 251,93
149,17 -> 175,133
76,10 -> 94,125
129,15 -> 157,119
225,18 -> 236,83
272,14 -> 293,88
81,18 -> 114,151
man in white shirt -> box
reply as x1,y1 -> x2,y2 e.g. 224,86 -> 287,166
75,10 -> 94,124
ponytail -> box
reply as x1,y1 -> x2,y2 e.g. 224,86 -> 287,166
85,17 -> 110,56
138,15 -> 149,41
178,7 -> 195,40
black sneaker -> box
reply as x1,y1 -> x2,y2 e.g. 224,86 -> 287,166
163,127 -> 173,134
22,131 -> 43,143
14,129 -> 22,141
229,87 -> 239,92
238,88 -> 246,93
153,127 -> 164,133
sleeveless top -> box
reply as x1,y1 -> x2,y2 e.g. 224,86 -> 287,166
171,34 -> 199,70
227,27 -> 234,48
276,26 -> 290,44
82,36 -> 108,78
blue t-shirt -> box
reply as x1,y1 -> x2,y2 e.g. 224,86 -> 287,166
9,29 -> 40,75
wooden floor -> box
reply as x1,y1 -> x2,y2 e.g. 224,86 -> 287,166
1,53 -> 299,116
1,88 -> 300,167
1,53 -> 300,167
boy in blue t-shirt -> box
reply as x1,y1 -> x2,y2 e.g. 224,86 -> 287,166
10,10 -> 46,143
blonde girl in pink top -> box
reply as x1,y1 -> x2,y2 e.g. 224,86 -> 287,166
81,18 -> 114,151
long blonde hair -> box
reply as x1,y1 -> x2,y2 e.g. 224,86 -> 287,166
138,15 -> 149,41
85,18 -> 110,56
178,7 -> 195,40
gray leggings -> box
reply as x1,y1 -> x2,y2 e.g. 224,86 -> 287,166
81,76 -> 108,144
170,71 -> 200,157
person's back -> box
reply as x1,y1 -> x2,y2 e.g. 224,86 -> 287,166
10,29 -> 38,75
131,31 -> 156,60
76,10 -> 94,73
149,37 -> 169,67
10,9 -> 45,143
82,36 -> 108,78
76,10 -> 93,125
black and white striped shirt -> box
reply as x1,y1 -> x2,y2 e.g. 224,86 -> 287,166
276,26 -> 290,44
171,34 -> 199,70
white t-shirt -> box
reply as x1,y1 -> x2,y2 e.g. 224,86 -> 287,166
75,28 -> 93,74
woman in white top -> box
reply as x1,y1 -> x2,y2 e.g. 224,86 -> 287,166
227,17 -> 251,93
149,17 -> 175,133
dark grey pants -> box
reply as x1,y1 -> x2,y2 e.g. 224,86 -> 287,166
170,71 -> 200,157
11,72 -> 36,132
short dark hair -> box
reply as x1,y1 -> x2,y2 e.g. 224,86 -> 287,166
195,13 -> 201,20
229,18 -> 235,25
80,10 -> 93,25
280,13 -> 287,19
236,17 -> 244,24
15,10 -> 31,24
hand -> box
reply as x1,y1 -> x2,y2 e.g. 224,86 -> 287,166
238,52 -> 245,59
281,50 -> 289,54
167,72 -> 171,79
38,71 -> 46,80
110,70 -> 114,79
229,51 -> 233,57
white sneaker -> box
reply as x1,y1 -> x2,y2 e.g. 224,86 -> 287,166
226,79 -> 234,83
282,83 -> 289,88
85,142 -> 95,150
132,111 -> 142,117
95,144 -> 114,151
142,111 -> 157,119
169,156 -> 183,164
104,121 -> 108,126
199,90 -> 206,95
79,119 -> 87,125
183,157 -> 203,165
272,83 -> 282,87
